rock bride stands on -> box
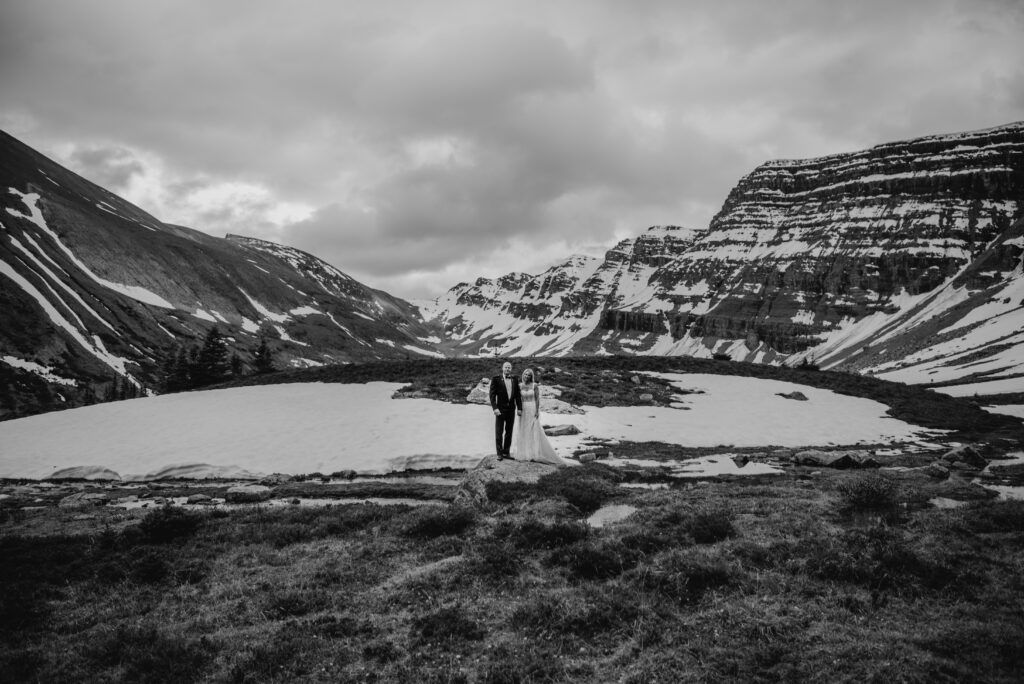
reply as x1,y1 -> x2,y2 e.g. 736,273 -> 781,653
511,368 -> 566,466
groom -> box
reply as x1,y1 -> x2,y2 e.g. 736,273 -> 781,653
489,361 -> 522,459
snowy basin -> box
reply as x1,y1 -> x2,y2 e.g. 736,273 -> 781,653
0,374 -> 944,480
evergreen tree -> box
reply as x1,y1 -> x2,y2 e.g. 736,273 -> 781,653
253,337 -> 275,374
193,326 -> 230,387
230,353 -> 243,378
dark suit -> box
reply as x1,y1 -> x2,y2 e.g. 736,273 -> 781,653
489,374 -> 522,456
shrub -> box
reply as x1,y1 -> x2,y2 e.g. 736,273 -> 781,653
510,585 -> 641,641
87,625 -> 216,684
635,550 -> 735,603
801,526 -> 961,596
263,589 -> 327,619
136,506 -> 202,544
402,505 -> 478,538
129,549 -> 171,584
490,517 -> 590,550
547,538 -> 642,581
687,509 -> 737,544
639,503 -> 737,546
465,539 -> 524,581
412,605 -> 485,644
536,465 -> 620,515
960,500 -> 1024,533
479,643 -> 567,684
836,474 -> 899,510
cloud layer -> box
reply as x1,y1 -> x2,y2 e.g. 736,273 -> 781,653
2,0 -> 1022,298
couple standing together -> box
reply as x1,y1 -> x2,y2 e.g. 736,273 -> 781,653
489,362 -> 566,466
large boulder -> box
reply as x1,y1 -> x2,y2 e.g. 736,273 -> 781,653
941,445 -> 988,469
454,456 -> 559,506
58,492 -> 109,508
224,484 -> 273,503
466,378 -> 491,404
922,462 -> 951,480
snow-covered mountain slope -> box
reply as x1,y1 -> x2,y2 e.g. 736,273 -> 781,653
421,225 -> 703,356
0,130 -> 441,419
424,122 -> 1024,392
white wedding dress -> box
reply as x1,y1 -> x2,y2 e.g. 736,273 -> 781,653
510,382 -> 566,466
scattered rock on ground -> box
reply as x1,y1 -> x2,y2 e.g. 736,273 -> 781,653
630,375 -> 641,385
793,449 -> 878,469
260,473 -> 291,486
544,424 -> 581,436
58,492 -> 108,508
923,462 -> 951,480
186,494 -> 212,504
941,445 -> 988,469
225,484 -> 273,503
576,452 -> 597,463
777,391 -> 809,401
638,393 -> 654,402
732,455 -> 749,468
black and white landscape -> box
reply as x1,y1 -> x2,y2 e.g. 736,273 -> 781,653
2,2 -> 1024,682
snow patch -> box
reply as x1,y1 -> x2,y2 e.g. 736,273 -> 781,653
2,356 -> 78,386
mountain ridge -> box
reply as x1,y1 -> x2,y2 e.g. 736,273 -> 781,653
0,130 -> 442,419
423,120 -> 1024,392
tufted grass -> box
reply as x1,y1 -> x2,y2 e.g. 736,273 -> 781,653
2,472 -> 1023,682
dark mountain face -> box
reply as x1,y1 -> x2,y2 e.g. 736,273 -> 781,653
424,122 -> 1024,384
0,131 -> 441,419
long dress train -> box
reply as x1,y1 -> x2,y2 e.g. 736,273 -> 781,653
510,383 -> 566,466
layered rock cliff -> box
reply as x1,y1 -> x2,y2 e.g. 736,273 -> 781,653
424,121 -> 1024,386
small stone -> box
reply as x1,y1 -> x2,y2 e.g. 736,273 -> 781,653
186,494 -> 212,504
630,375 -> 642,385
922,462 -> 950,480
290,498 -> 301,505
544,424 -> 581,437
732,455 -> 749,468
638,393 -> 654,402
577,452 -> 597,464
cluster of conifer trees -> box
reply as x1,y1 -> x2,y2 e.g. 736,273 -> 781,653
160,327 -> 274,393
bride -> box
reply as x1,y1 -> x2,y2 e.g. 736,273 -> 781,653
510,368 -> 567,466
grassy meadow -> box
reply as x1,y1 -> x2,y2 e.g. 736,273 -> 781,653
2,463 -> 1023,683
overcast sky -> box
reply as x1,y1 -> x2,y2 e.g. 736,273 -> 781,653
2,0 -> 1022,300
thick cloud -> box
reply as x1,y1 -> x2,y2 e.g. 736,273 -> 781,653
2,0 -> 1022,298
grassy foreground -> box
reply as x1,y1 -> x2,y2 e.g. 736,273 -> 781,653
2,465 -> 1023,683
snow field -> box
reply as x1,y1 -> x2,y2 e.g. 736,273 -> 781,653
0,373 -> 942,480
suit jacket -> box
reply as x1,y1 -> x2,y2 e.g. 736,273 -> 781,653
489,375 -> 522,413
